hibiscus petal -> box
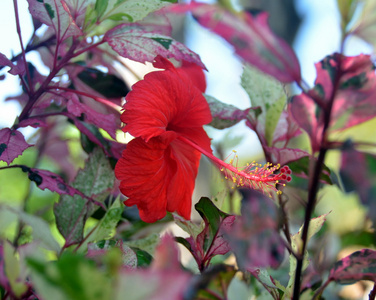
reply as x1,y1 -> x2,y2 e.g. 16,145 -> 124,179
153,56 -> 207,92
115,137 -> 171,222
122,65 -> 212,143
115,132 -> 202,222
167,138 -> 202,218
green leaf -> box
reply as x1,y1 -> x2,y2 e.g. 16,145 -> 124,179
241,64 -> 286,114
28,253 -> 112,300
348,0 -> 376,46
91,198 -> 123,241
196,265 -> 237,300
54,148 -> 115,246
265,95 -> 286,146
241,64 -> 287,144
0,205 -> 60,252
94,0 -> 109,19
3,242 -> 28,298
195,197 -> 232,251
133,248 -> 153,267
227,276 -> 250,300
78,197 -> 123,251
125,233 -> 160,255
97,0 -> 175,24
88,240 -> 138,269
284,213 -> 329,299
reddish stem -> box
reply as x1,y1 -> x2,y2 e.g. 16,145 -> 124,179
292,56 -> 343,300
13,0 -> 32,94
46,86 -> 122,111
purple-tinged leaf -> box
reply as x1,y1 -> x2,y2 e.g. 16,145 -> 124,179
340,149 -> 376,222
290,54 -> 376,149
27,0 -> 82,42
36,123 -> 78,181
66,92 -> 118,139
205,94 -> 253,129
167,2 -> 301,83
271,111 -> 302,146
64,0 -> 95,27
176,197 -> 235,272
16,118 -> 48,129
20,166 -> 78,196
329,249 -> 376,284
225,189 -> 284,269
289,93 -> 323,152
0,52 -> 25,76
264,147 -> 310,166
104,24 -> 206,69
0,128 -> 32,165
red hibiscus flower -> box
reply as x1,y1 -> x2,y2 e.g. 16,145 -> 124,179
115,56 -> 212,223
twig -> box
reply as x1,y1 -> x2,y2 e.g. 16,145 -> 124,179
13,0 -> 32,94
292,55 -> 343,300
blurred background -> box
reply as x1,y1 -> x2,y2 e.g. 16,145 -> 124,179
0,1 -> 375,299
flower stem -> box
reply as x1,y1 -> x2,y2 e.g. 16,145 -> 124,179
178,135 -> 290,196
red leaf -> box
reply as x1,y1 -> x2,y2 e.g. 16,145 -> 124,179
27,0 -> 82,42
104,24 -> 206,69
167,2 -> 301,83
329,249 -> 376,284
0,52 -> 25,76
0,128 -> 32,165
225,189 -> 285,269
